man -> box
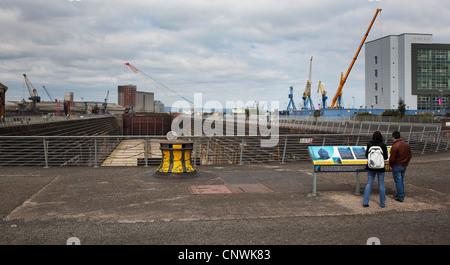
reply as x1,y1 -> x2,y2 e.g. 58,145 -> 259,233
389,131 -> 412,202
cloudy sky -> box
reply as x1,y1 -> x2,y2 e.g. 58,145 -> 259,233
1,0 -> 449,110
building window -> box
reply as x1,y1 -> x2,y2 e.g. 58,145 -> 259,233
375,95 -> 378,105
375,69 -> 378,77
374,56 -> 378,64
374,83 -> 378,91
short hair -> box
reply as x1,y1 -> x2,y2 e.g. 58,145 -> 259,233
392,131 -> 401,139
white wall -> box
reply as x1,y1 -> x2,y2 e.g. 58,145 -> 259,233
365,33 -> 433,110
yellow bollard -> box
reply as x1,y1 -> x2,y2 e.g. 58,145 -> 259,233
154,140 -> 197,179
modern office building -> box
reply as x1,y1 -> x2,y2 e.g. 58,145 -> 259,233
365,33 -> 450,111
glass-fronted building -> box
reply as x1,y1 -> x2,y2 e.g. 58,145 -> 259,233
365,33 -> 449,112
412,44 -> 450,110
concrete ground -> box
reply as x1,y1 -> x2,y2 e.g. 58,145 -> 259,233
0,151 -> 449,245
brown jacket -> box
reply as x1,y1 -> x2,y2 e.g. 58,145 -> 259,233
389,139 -> 412,167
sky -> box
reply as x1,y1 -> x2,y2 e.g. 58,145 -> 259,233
1,0 -> 449,111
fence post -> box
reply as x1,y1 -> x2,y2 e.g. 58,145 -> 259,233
193,137 -> 198,166
94,137 -> 98,168
281,136 -> 288,164
43,138 -> 49,168
422,132 -> 429,154
435,132 -> 443,152
446,133 -> 450,151
144,137 -> 149,167
239,137 -> 245,165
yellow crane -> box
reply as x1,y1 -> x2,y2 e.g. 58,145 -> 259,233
329,9 -> 382,109
23,74 -> 41,112
317,81 -> 327,109
301,56 -> 314,110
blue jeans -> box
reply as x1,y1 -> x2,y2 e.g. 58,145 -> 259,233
363,171 -> 386,207
392,165 -> 407,201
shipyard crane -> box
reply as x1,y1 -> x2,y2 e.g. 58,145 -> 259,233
102,90 -> 109,113
286,86 -> 297,111
301,56 -> 314,110
329,9 -> 382,109
124,62 -> 194,106
317,81 -> 328,109
23,74 -> 41,112
42,85 -> 54,102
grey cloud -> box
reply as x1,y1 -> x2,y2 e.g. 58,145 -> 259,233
0,0 -> 448,107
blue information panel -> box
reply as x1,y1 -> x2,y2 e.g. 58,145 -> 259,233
308,146 -> 392,172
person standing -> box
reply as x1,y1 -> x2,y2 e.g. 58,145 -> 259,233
389,131 -> 412,202
363,131 -> 389,208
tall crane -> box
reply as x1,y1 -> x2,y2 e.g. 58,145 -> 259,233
329,9 -> 382,109
287,86 -> 297,111
23,74 -> 41,112
42,85 -> 54,102
301,56 -> 314,110
317,81 -> 328,109
102,90 -> 109,113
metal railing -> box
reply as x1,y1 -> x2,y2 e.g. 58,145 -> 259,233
0,131 -> 448,167
278,118 -> 441,134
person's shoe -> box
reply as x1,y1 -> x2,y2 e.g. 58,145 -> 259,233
363,204 -> 369,207
380,205 -> 385,208
394,198 -> 403,202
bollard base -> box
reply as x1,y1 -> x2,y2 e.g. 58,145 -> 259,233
153,170 -> 198,179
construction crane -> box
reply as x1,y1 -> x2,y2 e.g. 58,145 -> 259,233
42,85 -> 54,102
102,90 -> 109,114
286,86 -> 297,111
329,9 -> 382,109
23,74 -> 41,112
317,81 -> 328,109
301,56 -> 314,110
124,62 -> 194,105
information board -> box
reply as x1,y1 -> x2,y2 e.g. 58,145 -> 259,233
308,146 -> 391,172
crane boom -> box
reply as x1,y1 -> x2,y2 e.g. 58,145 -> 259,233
42,85 -> 54,102
329,9 -> 381,109
23,74 -> 40,102
124,62 -> 194,105
302,56 -> 314,110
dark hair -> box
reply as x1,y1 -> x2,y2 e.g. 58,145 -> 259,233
392,131 -> 401,139
370,131 -> 383,144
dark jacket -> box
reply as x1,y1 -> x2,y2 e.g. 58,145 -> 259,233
389,139 -> 412,167
365,141 -> 389,172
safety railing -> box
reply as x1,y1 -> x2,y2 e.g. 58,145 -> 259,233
278,117 -> 441,134
0,131 -> 448,167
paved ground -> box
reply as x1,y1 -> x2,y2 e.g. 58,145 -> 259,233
0,151 -> 449,245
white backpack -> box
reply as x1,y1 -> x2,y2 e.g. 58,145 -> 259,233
368,146 -> 385,169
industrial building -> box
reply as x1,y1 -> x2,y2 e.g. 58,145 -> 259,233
118,85 -> 164,113
365,33 -> 450,111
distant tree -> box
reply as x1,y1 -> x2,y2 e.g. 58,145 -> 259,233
398,99 -> 406,117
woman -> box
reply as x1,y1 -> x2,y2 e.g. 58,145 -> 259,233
363,131 -> 389,208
